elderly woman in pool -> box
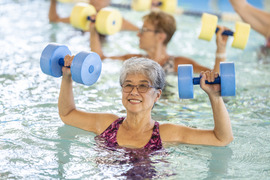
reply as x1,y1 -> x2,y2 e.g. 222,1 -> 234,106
90,10 -> 230,74
58,57 -> 233,151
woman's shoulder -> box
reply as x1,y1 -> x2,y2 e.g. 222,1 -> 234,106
159,123 -> 179,129
96,113 -> 121,134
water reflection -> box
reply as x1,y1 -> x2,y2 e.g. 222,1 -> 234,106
56,124 -> 233,179
56,125 -> 174,179
94,148 -> 163,179
56,126 -> 73,177
205,147 -> 233,180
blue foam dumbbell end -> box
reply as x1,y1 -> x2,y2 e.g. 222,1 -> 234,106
71,51 -> 102,86
40,43 -> 71,77
178,64 -> 194,99
220,62 -> 235,96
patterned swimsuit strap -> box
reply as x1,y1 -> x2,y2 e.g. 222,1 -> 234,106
266,37 -> 270,47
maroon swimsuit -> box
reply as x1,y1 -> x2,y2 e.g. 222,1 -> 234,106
96,117 -> 163,151
266,37 -> 270,48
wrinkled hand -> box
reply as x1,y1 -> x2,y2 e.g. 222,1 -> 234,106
216,25 -> 230,52
200,71 -> 221,97
62,55 -> 74,76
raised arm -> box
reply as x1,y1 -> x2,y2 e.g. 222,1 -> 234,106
58,55 -> 76,119
89,22 -> 105,59
213,26 -> 229,73
160,71 -> 233,146
48,0 -> 70,23
58,55 -> 119,134
199,71 -> 233,145
230,0 -> 270,38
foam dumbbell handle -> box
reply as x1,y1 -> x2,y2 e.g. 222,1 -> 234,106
193,76 -> 221,85
154,2 -> 162,6
86,15 -> 117,28
178,75 -> 221,99
87,16 -> 95,23
58,58 -> 70,68
215,27 -> 234,36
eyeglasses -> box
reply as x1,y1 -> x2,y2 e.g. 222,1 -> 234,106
121,83 -> 155,93
139,27 -> 159,34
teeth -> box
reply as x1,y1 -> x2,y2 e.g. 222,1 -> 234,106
129,99 -> 141,103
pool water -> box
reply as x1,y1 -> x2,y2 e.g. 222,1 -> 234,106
1,0 -> 270,179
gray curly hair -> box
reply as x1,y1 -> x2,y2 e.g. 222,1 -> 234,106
119,57 -> 166,90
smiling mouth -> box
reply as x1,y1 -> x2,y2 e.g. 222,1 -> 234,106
128,99 -> 142,103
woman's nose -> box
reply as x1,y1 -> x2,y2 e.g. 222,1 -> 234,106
130,86 -> 139,95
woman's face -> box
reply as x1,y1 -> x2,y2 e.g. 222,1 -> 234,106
137,21 -> 159,51
121,73 -> 161,114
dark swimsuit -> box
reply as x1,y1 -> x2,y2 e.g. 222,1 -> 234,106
266,37 -> 270,48
96,117 -> 163,151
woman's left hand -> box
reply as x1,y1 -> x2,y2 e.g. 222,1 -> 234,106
216,25 -> 230,53
200,71 -> 221,97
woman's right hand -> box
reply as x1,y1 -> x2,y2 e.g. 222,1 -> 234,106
62,55 -> 74,77
200,71 -> 221,98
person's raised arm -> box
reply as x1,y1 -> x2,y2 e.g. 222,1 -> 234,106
199,71 -> 233,146
160,71 -> 233,146
58,55 -> 119,134
213,26 -> 229,73
58,55 -> 76,121
230,0 -> 270,38
89,21 -> 105,59
48,0 -> 70,23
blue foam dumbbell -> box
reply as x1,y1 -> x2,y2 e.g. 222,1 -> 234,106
178,62 -> 235,99
40,43 -> 102,86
